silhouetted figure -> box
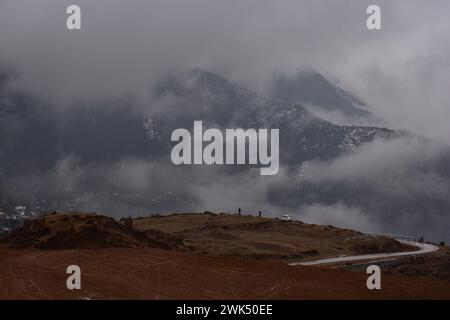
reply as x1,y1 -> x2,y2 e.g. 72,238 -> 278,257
238,208 -> 241,215
419,236 -> 424,243
258,211 -> 262,218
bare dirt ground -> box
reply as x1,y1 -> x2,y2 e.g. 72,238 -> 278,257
0,211 -> 449,300
1,246 -> 450,300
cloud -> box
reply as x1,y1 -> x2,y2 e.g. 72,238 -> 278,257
2,153 -> 286,217
296,137 -> 450,241
190,167 -> 288,214
0,0 -> 450,141
298,202 -> 379,232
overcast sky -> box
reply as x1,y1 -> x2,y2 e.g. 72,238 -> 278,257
1,0 -> 450,141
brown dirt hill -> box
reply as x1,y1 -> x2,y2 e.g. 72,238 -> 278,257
1,212 -> 416,261
1,212 -> 183,250
133,212 -> 416,261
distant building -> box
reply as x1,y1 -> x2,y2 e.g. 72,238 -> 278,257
15,206 -> 26,216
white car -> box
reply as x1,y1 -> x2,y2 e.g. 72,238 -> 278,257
281,214 -> 293,222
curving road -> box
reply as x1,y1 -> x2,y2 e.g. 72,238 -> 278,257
289,240 -> 439,266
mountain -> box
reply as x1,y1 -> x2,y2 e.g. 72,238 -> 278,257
0,68 -> 394,173
270,69 -> 380,125
0,68 -> 396,177
0,68 -> 396,211
149,69 -> 394,164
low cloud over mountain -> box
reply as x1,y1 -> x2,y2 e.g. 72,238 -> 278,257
269,69 -> 382,126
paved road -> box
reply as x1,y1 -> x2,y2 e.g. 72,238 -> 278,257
289,240 -> 439,266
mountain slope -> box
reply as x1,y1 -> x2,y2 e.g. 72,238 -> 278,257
149,68 -> 394,164
270,69 -> 379,125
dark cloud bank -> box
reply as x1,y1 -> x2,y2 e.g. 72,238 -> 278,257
1,1 -> 450,242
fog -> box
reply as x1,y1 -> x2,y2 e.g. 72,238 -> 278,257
1,0 -> 450,140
